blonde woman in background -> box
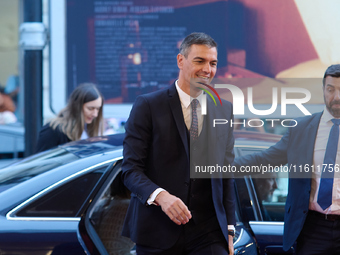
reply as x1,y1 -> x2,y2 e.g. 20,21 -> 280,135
35,83 -> 104,153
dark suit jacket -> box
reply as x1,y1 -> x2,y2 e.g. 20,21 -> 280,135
121,83 -> 236,249
233,112 -> 323,251
35,124 -> 71,153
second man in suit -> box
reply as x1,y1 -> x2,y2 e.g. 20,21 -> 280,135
234,64 -> 340,255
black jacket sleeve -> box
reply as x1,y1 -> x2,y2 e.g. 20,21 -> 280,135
35,124 -> 71,153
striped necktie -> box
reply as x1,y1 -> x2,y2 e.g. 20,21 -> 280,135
190,99 -> 199,141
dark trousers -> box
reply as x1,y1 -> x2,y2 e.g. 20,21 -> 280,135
297,211 -> 340,255
136,216 -> 229,255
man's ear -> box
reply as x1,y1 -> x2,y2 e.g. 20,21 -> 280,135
177,53 -> 184,70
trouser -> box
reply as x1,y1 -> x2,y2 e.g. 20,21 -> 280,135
136,216 -> 229,255
297,211 -> 340,255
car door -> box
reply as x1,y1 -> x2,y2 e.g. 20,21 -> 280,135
235,146 -> 295,255
78,159 -> 136,255
81,159 -> 263,255
233,203 -> 259,255
0,161 -> 112,255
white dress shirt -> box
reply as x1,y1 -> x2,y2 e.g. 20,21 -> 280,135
175,80 -> 204,134
80,130 -> 88,140
80,124 -> 88,140
309,107 -> 340,214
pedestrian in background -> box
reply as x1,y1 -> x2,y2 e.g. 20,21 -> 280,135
35,83 -> 104,153
0,90 -> 17,124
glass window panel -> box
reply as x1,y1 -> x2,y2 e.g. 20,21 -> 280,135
16,165 -> 108,217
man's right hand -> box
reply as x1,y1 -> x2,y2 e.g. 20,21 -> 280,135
155,191 -> 192,225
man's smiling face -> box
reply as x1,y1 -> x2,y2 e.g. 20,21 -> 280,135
177,44 -> 218,96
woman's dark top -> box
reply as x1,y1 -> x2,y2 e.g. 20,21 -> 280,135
35,124 -> 71,153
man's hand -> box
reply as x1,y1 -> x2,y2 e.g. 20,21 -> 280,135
155,191 -> 192,225
228,234 -> 234,255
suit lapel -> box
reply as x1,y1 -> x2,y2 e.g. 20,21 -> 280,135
290,112 -> 322,182
206,97 -> 219,166
305,112 -> 323,165
168,84 -> 189,158
206,98 -> 224,193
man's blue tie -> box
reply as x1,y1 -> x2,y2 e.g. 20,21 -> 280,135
317,119 -> 340,210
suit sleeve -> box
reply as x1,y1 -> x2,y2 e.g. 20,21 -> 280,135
121,96 -> 160,205
233,127 -> 291,176
35,125 -> 63,153
223,102 -> 236,225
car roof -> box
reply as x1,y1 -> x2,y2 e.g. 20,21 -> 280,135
59,131 -> 282,157
59,133 -> 125,158
0,150 -> 122,213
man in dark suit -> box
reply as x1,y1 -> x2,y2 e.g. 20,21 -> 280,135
121,32 -> 236,254
234,64 -> 340,254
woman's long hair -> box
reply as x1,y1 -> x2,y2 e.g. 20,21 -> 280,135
50,83 -> 104,141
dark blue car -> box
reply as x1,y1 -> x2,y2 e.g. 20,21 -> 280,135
0,131 -> 292,254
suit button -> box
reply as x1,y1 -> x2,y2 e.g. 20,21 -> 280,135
184,182 -> 189,187
303,210 -> 307,214
191,194 -> 195,198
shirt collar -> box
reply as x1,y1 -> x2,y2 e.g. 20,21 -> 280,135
175,80 -> 203,108
322,106 -> 340,123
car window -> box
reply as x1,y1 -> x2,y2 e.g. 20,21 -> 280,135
0,148 -> 79,194
236,147 -> 288,222
235,177 -> 257,222
16,164 -> 109,218
252,171 -> 288,221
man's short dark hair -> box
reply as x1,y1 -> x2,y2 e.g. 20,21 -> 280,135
179,32 -> 217,58
323,64 -> 340,86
